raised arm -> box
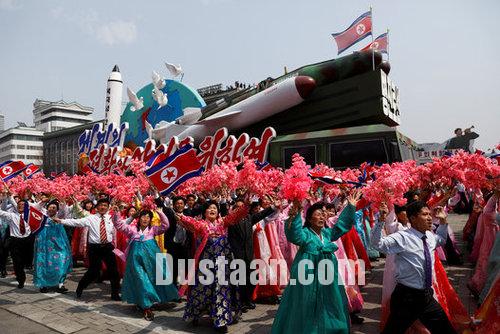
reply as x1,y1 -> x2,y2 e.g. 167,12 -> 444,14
177,214 -> 205,235
250,206 -> 276,225
328,203 -> 356,241
433,206 -> 449,247
370,218 -> 406,254
112,215 -> 136,237
151,211 -> 170,236
284,212 -> 306,247
57,215 -> 92,228
1,195 -> 17,212
0,209 -> 17,227
223,205 -> 249,228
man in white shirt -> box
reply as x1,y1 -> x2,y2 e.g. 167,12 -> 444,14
0,189 -> 17,277
0,199 -> 32,288
54,198 -> 120,300
371,201 -> 456,334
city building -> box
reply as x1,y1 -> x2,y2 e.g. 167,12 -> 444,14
33,99 -> 93,132
43,120 -> 103,175
0,123 -> 44,165
0,113 -> 4,132
0,99 -> 94,168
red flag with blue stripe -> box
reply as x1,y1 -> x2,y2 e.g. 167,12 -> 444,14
332,11 -> 372,54
361,32 -> 388,54
23,163 -> 41,179
0,160 -> 27,182
23,202 -> 47,235
145,144 -> 204,196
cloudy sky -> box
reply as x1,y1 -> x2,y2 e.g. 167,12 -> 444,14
0,0 -> 498,149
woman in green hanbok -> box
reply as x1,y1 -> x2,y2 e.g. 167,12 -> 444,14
271,191 -> 361,334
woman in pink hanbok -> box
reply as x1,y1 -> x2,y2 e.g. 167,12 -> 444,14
252,195 -> 289,302
325,205 -> 364,316
275,205 -> 298,271
468,193 -> 499,296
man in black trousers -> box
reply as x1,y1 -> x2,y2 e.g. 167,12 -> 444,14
157,196 -> 193,289
371,201 -> 456,334
228,198 -> 278,311
0,199 -> 32,288
55,198 -> 120,300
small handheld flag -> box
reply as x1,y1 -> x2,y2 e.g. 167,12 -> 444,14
145,144 -> 204,196
23,202 -> 47,235
23,163 -> 41,179
0,161 -> 27,182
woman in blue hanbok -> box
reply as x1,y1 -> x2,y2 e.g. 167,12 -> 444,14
112,208 -> 178,321
34,200 -> 72,293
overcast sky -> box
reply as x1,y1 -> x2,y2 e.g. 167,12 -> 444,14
1,0 -> 498,150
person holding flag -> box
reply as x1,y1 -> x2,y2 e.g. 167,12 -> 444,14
33,200 -> 72,293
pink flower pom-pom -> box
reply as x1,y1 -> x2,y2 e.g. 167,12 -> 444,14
141,195 -> 157,210
279,154 -> 313,202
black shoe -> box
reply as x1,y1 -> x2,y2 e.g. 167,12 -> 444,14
215,325 -> 228,333
76,288 -> 83,299
350,313 -> 364,324
40,287 -> 49,293
248,302 -> 256,309
143,309 -> 154,321
56,286 -> 68,294
17,282 -> 24,289
111,294 -> 121,301
241,306 -> 249,313
0,270 -> 6,278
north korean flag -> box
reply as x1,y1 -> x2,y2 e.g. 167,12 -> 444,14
145,144 -> 204,196
23,163 -> 41,179
361,32 -> 388,54
332,11 -> 372,54
23,202 -> 47,235
308,172 -> 344,185
0,160 -> 27,182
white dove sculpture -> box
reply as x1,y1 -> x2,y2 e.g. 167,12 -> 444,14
165,62 -> 183,77
152,70 -> 166,89
144,120 -> 154,141
126,87 -> 144,112
152,86 -> 168,108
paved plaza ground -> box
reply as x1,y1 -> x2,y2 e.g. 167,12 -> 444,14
0,214 -> 477,333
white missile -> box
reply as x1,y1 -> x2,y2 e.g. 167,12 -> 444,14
151,75 -> 316,142
105,65 -> 123,125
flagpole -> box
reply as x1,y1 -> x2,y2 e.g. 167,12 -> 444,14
386,28 -> 390,61
370,6 -> 375,71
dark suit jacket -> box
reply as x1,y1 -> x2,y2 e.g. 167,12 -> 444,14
228,207 -> 275,263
